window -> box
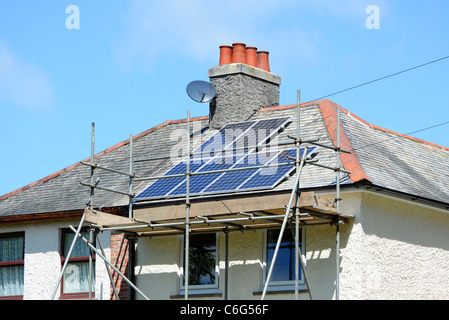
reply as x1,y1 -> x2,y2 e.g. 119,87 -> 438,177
60,229 -> 95,298
0,232 -> 24,300
264,228 -> 303,288
180,233 -> 218,290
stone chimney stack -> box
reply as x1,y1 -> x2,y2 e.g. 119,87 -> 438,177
208,43 -> 281,129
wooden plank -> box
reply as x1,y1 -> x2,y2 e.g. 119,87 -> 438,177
84,209 -> 136,227
133,191 -> 339,222
133,193 -> 293,222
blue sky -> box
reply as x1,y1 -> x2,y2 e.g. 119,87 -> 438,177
1,0 -> 448,196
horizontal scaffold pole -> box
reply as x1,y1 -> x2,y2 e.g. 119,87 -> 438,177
97,213 -> 289,232
79,182 -> 135,197
287,135 -> 352,154
80,161 -> 135,178
133,141 -> 298,163
134,161 -> 297,182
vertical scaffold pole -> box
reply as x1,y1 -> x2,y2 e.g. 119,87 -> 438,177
261,146 -> 308,300
184,110 -> 191,300
129,134 -> 133,218
224,229 -> 229,300
336,106 -> 341,300
50,122 -> 95,300
295,90 -> 301,300
293,90 -> 312,301
89,122 -> 95,208
128,133 -> 135,300
88,227 -> 94,300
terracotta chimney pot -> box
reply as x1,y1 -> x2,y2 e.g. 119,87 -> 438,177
219,45 -> 233,65
245,46 -> 258,67
232,43 -> 246,64
257,51 -> 270,72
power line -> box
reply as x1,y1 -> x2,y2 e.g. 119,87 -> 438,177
406,120 -> 449,136
307,55 -> 449,102
302,54 -> 449,151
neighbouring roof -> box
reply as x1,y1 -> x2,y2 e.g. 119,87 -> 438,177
1,99 -> 449,219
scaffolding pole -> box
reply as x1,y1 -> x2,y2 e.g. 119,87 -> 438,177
50,122 -> 96,300
336,106 -> 341,300
129,134 -> 134,218
295,90 -> 301,300
292,90 -> 313,301
184,110 -> 191,300
97,232 -> 120,300
261,145 -> 308,300
68,225 -> 149,300
55,123 -> 137,300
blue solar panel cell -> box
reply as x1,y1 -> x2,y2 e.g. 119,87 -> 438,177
194,121 -> 255,158
227,117 -> 290,155
169,155 -> 244,196
237,149 -> 294,191
195,117 -> 290,158
134,159 -> 206,199
237,147 -> 316,191
203,150 -> 278,193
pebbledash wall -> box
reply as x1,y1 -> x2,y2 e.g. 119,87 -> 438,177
344,191 -> 449,299
0,217 -> 113,300
133,190 -> 449,300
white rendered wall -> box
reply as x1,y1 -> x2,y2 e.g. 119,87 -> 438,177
345,191 -> 449,299
0,217 -> 111,300
134,190 -> 449,300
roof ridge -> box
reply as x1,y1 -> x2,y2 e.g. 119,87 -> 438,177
344,111 -> 449,152
258,99 -> 327,112
260,100 -> 449,152
317,100 -> 371,183
0,115 -> 209,201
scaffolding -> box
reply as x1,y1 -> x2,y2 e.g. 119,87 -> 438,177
51,90 -> 353,300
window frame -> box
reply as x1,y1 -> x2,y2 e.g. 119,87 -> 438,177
59,228 -> 96,300
0,232 -> 25,300
178,232 -> 220,294
262,227 -> 306,291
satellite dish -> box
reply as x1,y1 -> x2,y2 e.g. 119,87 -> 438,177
186,80 -> 217,103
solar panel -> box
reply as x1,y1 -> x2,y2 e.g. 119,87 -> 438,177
194,117 -> 290,158
238,149 -> 300,191
134,116 -> 319,200
202,150 -> 279,193
135,158 -> 207,199
196,121 -> 255,158
169,154 -> 245,196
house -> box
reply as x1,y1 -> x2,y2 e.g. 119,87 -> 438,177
1,43 -> 449,300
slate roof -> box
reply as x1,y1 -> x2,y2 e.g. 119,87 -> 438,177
1,99 -> 449,219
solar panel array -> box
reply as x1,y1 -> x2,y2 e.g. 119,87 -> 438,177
135,117 -> 317,200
